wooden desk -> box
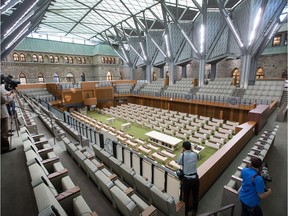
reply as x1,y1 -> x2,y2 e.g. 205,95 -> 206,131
121,123 -> 131,130
106,117 -> 115,124
145,131 -> 182,150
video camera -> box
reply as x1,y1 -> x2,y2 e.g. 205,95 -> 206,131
1,74 -> 20,91
260,161 -> 272,191
260,161 -> 272,183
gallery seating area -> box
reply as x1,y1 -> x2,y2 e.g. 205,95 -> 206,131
241,80 -> 285,105
139,78 -> 165,96
16,96 -> 98,216
221,125 -> 279,216
163,78 -> 194,99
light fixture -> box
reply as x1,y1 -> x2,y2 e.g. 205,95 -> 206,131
200,24 -> 205,53
181,29 -> 198,53
150,37 -> 167,58
139,42 -> 147,61
227,17 -> 244,47
121,47 -> 129,63
268,23 -> 279,40
164,34 -> 171,58
6,22 -> 30,50
1,0 -> 22,14
4,0 -> 39,38
4,11 -> 34,39
249,7 -> 262,46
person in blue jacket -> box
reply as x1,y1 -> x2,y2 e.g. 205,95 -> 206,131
239,157 -> 272,216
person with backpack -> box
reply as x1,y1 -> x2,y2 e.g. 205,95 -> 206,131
239,157 -> 272,216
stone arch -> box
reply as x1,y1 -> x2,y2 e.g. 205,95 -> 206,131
19,72 -> 27,84
66,72 -> 75,83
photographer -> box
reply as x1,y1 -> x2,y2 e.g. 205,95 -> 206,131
176,141 -> 199,216
1,86 -> 14,153
239,157 -> 272,216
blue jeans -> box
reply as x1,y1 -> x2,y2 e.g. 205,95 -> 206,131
241,202 -> 263,216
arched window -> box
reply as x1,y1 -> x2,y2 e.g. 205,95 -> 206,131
102,57 -> 105,63
33,54 -> 38,62
107,70 -> 112,81
66,72 -> 75,83
64,56 -> 69,63
82,57 -> 86,64
37,73 -> 44,83
19,72 -> 27,84
272,35 -> 281,46
55,56 -> 59,63
53,73 -> 60,83
77,57 -> 82,64
68,57 -> 73,64
13,53 -> 19,61
113,58 -> 116,64
81,72 -> 86,81
109,58 -> 112,64
38,55 -> 43,62
232,68 -> 240,85
49,55 -> 54,63
20,53 -> 26,62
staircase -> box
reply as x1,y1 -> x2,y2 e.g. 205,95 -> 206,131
279,88 -> 288,107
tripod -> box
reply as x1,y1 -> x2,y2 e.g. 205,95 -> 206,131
5,101 -> 18,152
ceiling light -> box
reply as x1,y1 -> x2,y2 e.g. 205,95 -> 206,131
164,34 -> 171,58
249,7 -> 262,46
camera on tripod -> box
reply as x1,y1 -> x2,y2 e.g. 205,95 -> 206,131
1,74 -> 20,91
260,161 -> 272,191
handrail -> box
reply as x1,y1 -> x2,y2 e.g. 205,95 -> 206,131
197,204 -> 235,216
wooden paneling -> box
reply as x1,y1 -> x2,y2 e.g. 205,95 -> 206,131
125,95 -> 254,123
198,121 -> 256,198
248,105 -> 270,135
16,83 -> 46,90
95,87 -> 113,100
62,89 -> 82,105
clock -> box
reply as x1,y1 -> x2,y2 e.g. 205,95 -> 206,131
105,138 -> 113,155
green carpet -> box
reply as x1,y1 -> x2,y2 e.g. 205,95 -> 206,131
87,111 -> 217,168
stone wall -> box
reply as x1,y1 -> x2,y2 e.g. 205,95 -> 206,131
2,50 -> 286,84
258,54 -> 287,78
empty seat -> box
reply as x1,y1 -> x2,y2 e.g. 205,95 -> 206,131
150,185 -> 185,216
94,170 -> 115,203
120,163 -> 136,187
133,173 -> 153,204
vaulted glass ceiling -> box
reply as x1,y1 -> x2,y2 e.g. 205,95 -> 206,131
34,0 -> 241,43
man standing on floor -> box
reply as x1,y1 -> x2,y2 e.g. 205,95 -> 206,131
239,157 -> 272,216
177,141 -> 200,216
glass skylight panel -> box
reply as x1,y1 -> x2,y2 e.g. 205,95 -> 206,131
49,0 -> 88,9
36,25 -> 65,32
52,9 -> 89,22
43,12 -> 73,23
148,4 -> 163,20
83,23 -> 111,31
84,11 -> 108,24
79,0 -> 102,8
72,24 -> 97,34
44,22 -> 76,32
